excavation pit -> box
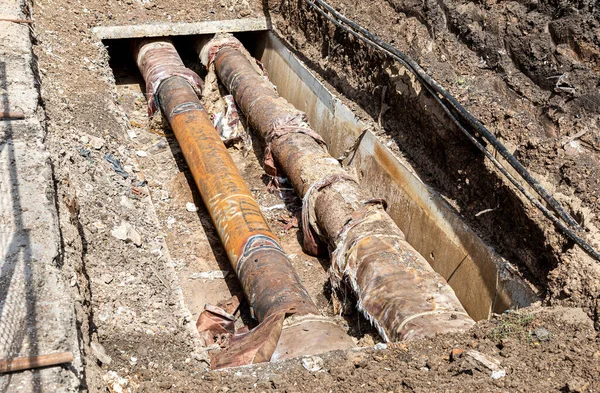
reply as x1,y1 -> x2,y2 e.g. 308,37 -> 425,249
102,26 -> 539,367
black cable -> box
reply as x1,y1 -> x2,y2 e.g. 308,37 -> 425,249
305,0 -> 600,262
308,0 -> 581,231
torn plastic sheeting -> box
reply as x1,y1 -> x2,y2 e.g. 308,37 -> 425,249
301,173 -> 357,256
212,94 -> 243,141
210,312 -> 285,369
262,113 -> 327,178
104,153 -> 129,178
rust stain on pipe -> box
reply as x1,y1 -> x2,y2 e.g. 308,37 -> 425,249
134,39 -> 354,367
203,34 -> 476,342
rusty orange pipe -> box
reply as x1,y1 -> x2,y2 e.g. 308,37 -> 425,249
134,39 -> 354,366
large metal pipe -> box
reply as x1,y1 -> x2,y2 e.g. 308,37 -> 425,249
134,39 -> 354,367
200,34 -> 476,342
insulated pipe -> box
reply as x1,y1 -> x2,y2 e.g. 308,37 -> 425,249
201,35 -> 476,342
134,39 -> 354,364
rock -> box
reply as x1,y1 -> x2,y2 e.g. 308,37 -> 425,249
566,378 -> 590,392
186,202 -> 198,212
346,349 -> 369,368
189,270 -> 229,280
301,356 -> 324,372
159,190 -> 170,201
111,221 -> 142,247
459,350 -> 506,379
374,343 -> 387,350
167,216 -> 176,228
90,136 -> 105,150
104,371 -> 139,393
150,140 -> 167,152
450,348 -> 464,361
358,335 -> 375,347
91,341 -> 112,365
120,195 -> 135,209
534,327 -> 551,341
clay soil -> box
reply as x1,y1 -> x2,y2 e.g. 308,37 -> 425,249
24,0 -> 600,391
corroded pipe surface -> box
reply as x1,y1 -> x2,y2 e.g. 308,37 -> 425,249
203,34 -> 476,342
135,39 -> 354,366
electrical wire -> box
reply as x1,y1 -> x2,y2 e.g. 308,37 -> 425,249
305,0 -> 600,262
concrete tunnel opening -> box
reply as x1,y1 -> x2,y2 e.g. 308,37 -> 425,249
100,28 -> 539,369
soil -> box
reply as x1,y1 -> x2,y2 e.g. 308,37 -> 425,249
9,0 -> 599,391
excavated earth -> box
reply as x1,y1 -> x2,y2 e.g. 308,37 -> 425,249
0,0 -> 599,391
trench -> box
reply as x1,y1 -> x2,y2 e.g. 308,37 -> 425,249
98,24 -> 540,367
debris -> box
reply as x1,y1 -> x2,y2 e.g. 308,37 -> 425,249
104,154 -> 129,178
0,352 -> 74,373
196,298 -> 240,345
90,341 -> 112,365
90,136 -> 105,150
450,348 -> 464,361
564,140 -> 584,155
103,371 -> 138,393
131,186 -> 145,196
111,221 -> 142,247
186,202 -> 198,212
475,208 -> 496,217
79,147 -> 92,159
92,221 -> 106,232
301,356 -> 324,372
151,247 -> 163,258
561,129 -> 589,147
534,327 -> 551,341
212,94 -> 245,143
458,350 -> 506,379
167,216 -> 176,227
158,189 -> 170,200
120,195 -> 135,209
127,129 -> 137,139
261,203 -> 286,212
190,270 -> 229,280
374,343 -> 387,350
279,216 -> 298,232
150,266 -> 168,289
150,140 -> 167,152
135,150 -> 147,157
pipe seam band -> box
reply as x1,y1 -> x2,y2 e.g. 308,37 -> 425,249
301,173 -> 358,256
